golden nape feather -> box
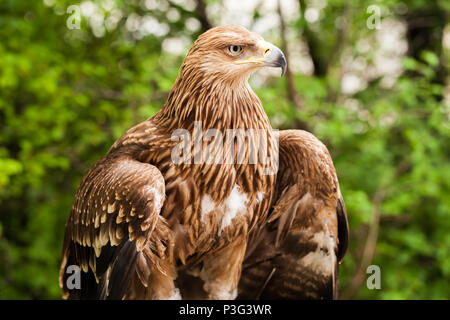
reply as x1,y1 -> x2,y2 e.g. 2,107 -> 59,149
59,25 -> 348,300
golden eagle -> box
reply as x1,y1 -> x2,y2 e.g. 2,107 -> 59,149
59,25 -> 348,300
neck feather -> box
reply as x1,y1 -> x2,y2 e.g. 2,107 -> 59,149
154,69 -> 271,132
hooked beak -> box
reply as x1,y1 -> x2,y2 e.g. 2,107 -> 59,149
234,41 -> 287,76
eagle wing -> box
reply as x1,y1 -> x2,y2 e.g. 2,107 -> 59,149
59,155 -> 167,299
238,130 -> 349,299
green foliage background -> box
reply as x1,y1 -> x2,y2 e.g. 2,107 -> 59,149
0,0 -> 449,299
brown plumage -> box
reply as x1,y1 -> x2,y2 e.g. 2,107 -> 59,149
59,25 -> 348,300
238,130 -> 349,299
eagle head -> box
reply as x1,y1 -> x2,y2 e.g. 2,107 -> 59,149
181,25 -> 286,85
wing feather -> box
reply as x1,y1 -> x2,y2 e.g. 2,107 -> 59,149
59,156 -> 165,299
239,130 -> 349,300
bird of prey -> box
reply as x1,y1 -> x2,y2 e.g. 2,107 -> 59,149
59,25 -> 348,300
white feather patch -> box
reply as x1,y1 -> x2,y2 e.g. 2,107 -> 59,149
168,287 -> 182,300
256,191 -> 264,203
220,184 -> 249,233
299,231 -> 335,275
201,194 -> 216,221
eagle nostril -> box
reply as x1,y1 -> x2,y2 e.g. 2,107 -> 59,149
264,48 -> 271,55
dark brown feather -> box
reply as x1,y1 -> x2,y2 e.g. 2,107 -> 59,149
59,156 -> 166,299
238,130 -> 349,300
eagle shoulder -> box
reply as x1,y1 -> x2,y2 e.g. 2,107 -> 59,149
239,129 -> 349,300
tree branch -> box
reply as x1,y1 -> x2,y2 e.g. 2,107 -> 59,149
277,0 -> 310,131
341,160 -> 410,299
194,0 -> 213,32
341,189 -> 384,299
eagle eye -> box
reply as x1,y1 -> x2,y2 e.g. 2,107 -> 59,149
227,45 -> 243,56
